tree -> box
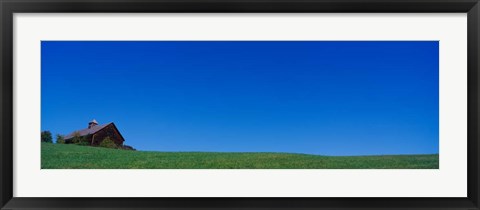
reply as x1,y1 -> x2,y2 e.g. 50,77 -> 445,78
99,137 -> 117,149
41,131 -> 52,143
56,134 -> 65,144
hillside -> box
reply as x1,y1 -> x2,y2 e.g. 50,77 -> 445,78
41,143 -> 439,169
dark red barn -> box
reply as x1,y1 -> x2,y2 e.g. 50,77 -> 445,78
64,119 -> 125,146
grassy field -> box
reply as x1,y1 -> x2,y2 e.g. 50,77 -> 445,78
41,143 -> 439,169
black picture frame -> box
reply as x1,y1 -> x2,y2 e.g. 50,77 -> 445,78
1,0 -> 479,209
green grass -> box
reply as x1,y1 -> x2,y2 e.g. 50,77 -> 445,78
41,143 -> 439,169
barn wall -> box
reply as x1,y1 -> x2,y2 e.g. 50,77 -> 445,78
91,124 -> 124,146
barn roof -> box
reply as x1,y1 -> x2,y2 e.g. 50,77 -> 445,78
64,122 -> 112,140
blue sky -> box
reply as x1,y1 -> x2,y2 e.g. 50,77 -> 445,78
41,41 -> 439,156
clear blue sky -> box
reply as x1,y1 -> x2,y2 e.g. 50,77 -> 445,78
41,41 -> 439,156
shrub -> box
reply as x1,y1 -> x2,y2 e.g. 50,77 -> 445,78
99,137 -> 117,149
56,134 -> 65,144
41,131 -> 53,143
71,132 -> 89,145
121,145 -> 136,151
77,141 -> 90,146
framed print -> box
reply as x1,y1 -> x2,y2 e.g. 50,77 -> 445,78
1,0 -> 479,209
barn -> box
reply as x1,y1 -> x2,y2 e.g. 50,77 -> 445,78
64,119 -> 125,147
